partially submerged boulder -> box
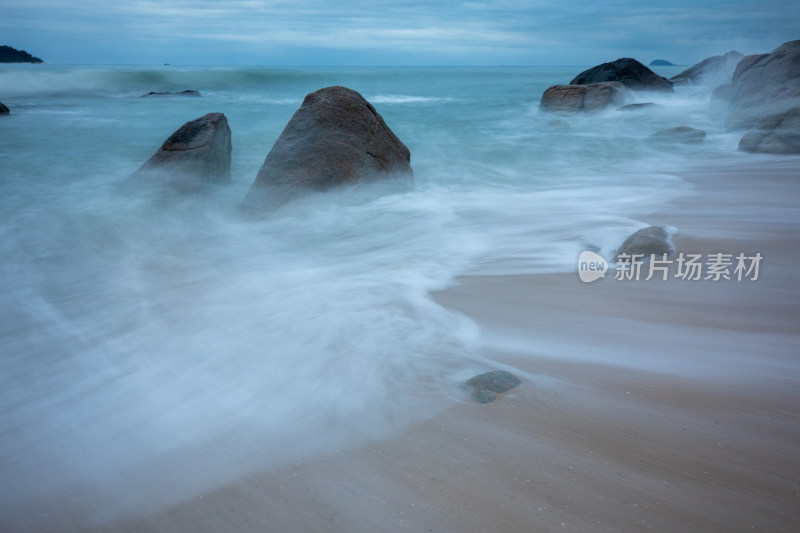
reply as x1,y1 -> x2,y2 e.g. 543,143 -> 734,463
241,86 -> 413,213
0,102 -> 8,115
126,112 -> 231,192
464,371 -> 521,404
670,51 -> 743,86
539,82 -> 625,113
141,90 -> 201,98
616,226 -> 673,259
727,41 -> 800,131
738,109 -> 800,154
570,58 -> 673,92
726,41 -> 800,154
540,85 -> 584,113
648,126 -> 706,144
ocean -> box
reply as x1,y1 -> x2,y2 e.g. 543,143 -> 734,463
0,64 -> 759,523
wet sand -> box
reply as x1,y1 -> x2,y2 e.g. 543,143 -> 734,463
30,158 -> 800,532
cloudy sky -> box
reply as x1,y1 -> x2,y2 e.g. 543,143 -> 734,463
2,0 -> 798,65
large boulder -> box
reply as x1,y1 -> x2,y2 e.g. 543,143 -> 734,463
126,112 -> 231,192
0,102 -> 8,115
726,41 -> 800,154
727,41 -> 800,131
242,86 -> 413,212
539,82 -> 625,113
670,51 -> 743,86
738,109 -> 800,154
616,226 -> 673,259
570,58 -> 673,92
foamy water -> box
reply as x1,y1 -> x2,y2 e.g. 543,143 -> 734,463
0,64 -> 755,525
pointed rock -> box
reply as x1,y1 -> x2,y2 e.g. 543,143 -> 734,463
126,112 -> 231,192
241,86 -> 412,213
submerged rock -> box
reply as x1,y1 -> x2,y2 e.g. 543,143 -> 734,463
648,126 -> 706,144
570,58 -> 673,92
241,86 -> 413,213
126,112 -> 231,192
618,102 -> 660,111
141,90 -> 201,98
669,51 -> 743,86
0,102 -> 8,115
547,119 -> 570,129
616,226 -> 673,259
464,371 -> 522,404
539,82 -> 625,113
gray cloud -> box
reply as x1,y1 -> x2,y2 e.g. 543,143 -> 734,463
1,0 -> 798,64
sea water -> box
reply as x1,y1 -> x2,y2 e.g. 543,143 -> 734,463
0,64 -> 753,524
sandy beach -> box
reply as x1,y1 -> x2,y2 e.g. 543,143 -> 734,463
44,157 -> 794,533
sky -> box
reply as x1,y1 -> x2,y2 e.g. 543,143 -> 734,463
2,0 -> 798,66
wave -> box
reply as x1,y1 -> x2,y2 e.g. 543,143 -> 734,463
0,65 -> 357,98
368,94 -> 455,104
0,64 -> 751,527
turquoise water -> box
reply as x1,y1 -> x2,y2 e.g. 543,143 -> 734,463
0,65 -> 753,523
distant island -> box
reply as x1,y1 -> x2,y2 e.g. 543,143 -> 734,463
649,59 -> 674,66
0,45 -> 43,63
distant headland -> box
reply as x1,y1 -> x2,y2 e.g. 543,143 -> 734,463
0,45 -> 43,63
649,59 -> 675,66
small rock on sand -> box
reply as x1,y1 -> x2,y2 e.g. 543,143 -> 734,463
465,371 -> 522,404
